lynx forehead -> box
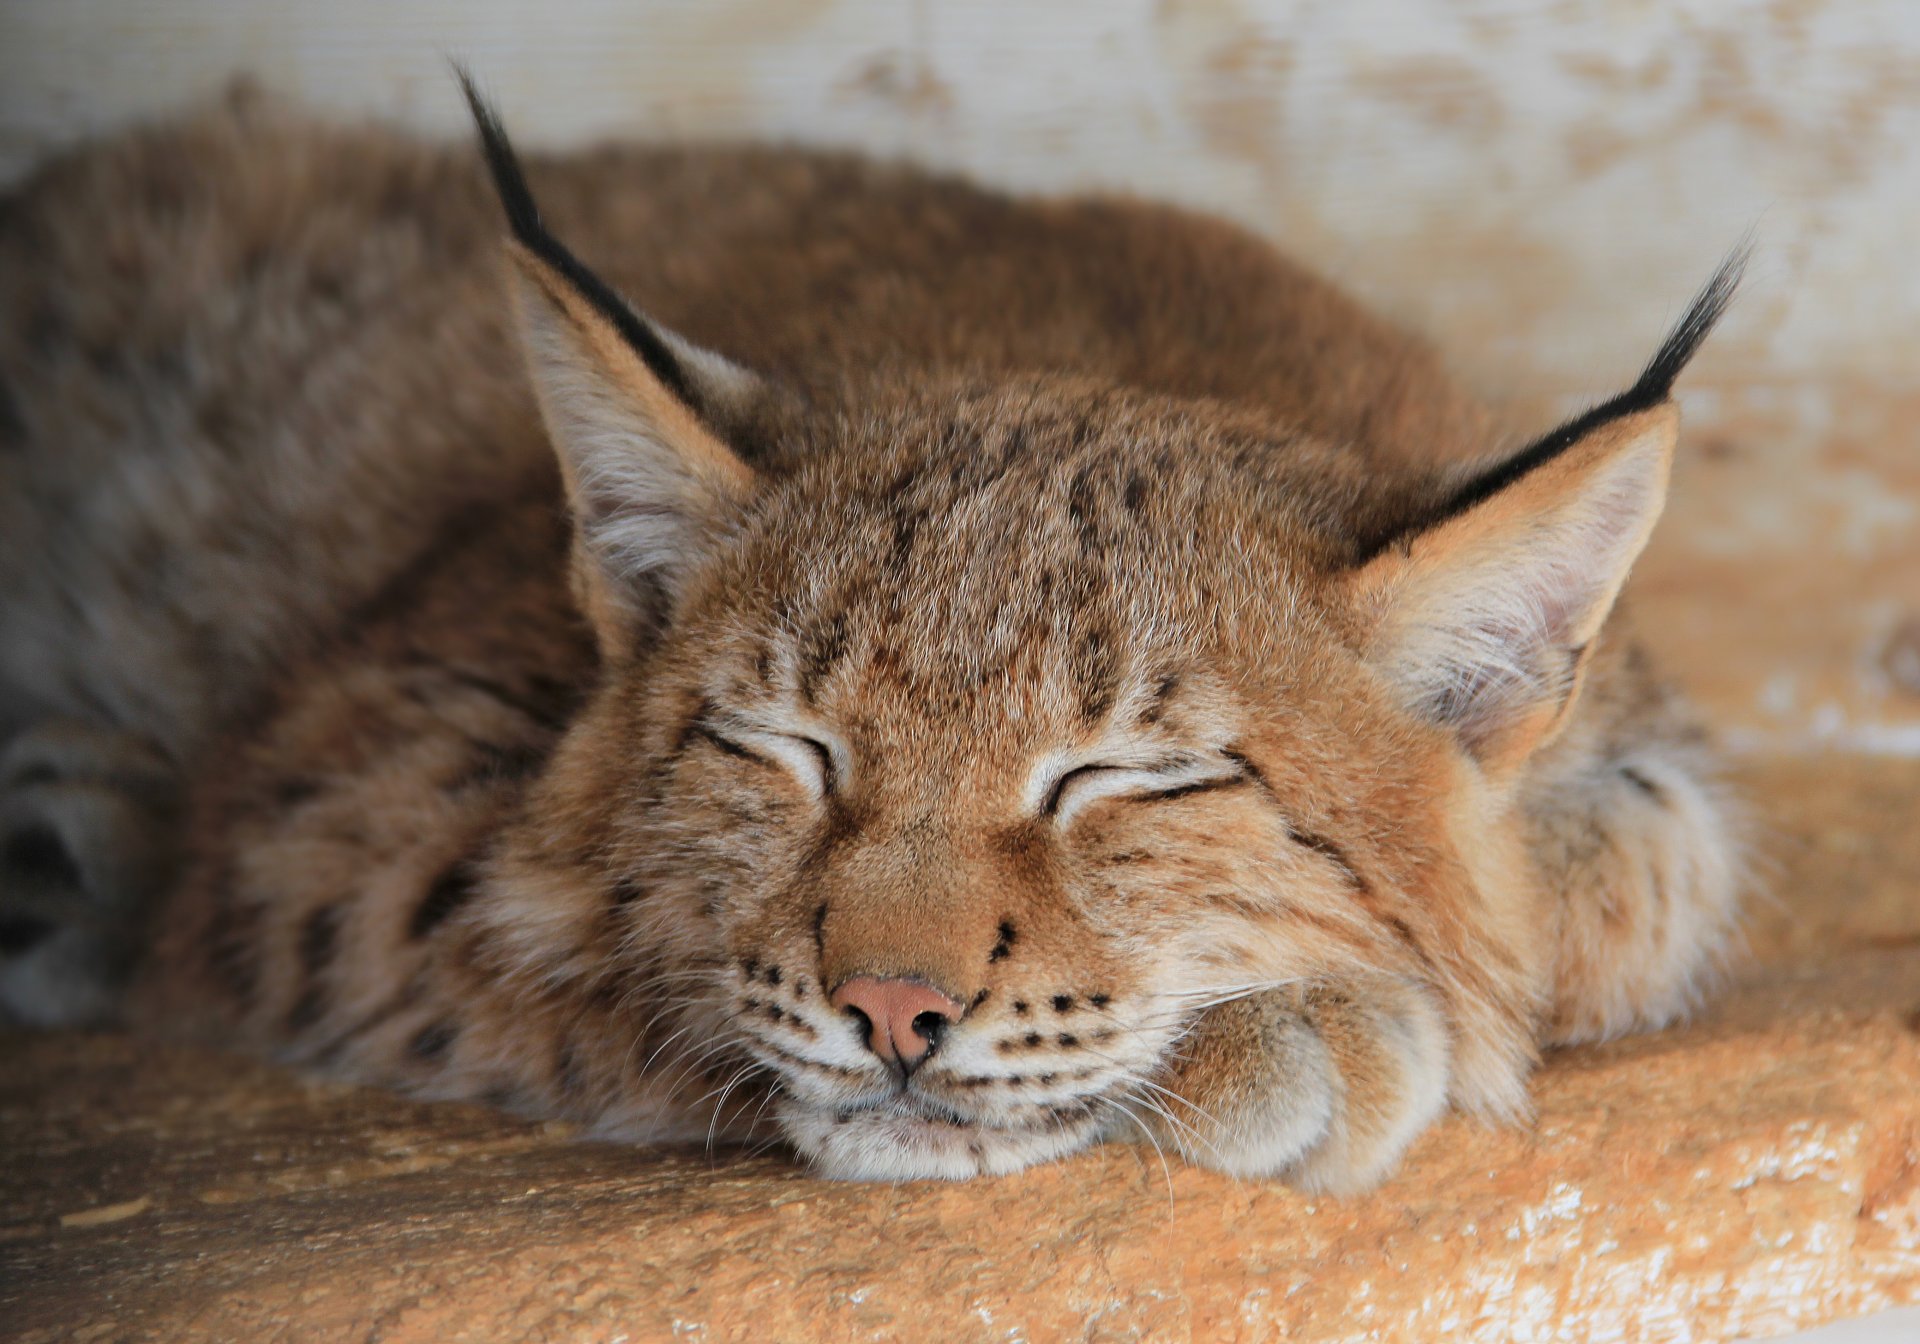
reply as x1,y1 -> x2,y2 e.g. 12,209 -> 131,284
0,76 -> 1742,1186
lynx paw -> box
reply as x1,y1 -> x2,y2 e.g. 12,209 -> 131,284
1143,977 -> 1450,1192
0,721 -> 177,1025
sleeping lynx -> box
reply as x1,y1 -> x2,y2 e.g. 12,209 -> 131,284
0,78 -> 1742,1186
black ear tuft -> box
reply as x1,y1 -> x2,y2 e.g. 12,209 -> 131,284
452,64 -> 697,408
1624,240 -> 1751,408
1414,242 -> 1750,528
454,64 -> 545,248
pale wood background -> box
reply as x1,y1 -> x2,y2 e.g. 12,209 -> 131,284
2,0 -> 1917,755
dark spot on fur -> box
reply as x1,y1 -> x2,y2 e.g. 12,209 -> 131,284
1056,1033 -> 1078,1048
409,1020 -> 458,1063
1220,747 -> 1272,789
670,701 -> 712,762
556,1040 -> 586,1096
1139,672 -> 1179,726
82,340 -> 126,379
1024,1032 -> 1043,1047
988,920 -> 1017,964
1013,1000 -> 1029,1016
1001,422 -> 1030,462
611,878 -> 644,907
1286,826 -> 1366,891
890,508 -> 924,569
1077,627 -> 1118,724
1384,916 -> 1432,967
3,824 -> 82,891
793,975 -> 810,997
1039,1072 -> 1057,1085
285,985 -> 327,1033
798,613 -> 850,702
0,374 -> 25,449
812,904 -> 828,958
743,956 -> 761,981
0,914 -> 53,955
1090,993 -> 1111,1009
764,964 -> 782,986
1066,465 -> 1100,552
1051,995 -> 1074,1013
1621,766 -> 1666,803
410,859 -> 479,939
970,988 -> 990,1011
274,777 -> 322,808
299,904 -> 340,976
1123,471 -> 1148,513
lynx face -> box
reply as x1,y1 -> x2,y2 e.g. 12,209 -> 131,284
538,386 -> 1478,1179
445,83 -> 1741,1183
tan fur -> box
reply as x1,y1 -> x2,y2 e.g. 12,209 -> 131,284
0,88 -> 1741,1185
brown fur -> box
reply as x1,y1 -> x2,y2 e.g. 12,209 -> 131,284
0,87 -> 1740,1184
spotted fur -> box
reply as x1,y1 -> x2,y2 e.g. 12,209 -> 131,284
0,84 -> 1742,1185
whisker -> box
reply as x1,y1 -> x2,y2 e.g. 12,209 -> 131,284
1099,1094 -> 1176,1215
1117,1080 -> 1227,1168
704,1061 -> 772,1156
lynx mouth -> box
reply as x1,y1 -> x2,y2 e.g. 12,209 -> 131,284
774,1090 -> 1108,1181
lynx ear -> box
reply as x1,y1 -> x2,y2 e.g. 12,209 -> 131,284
1346,252 -> 1744,776
461,73 -> 762,661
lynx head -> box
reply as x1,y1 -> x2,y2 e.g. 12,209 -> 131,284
458,80 -> 1739,1179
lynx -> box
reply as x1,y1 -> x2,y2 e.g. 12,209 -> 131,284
0,78 -> 1742,1186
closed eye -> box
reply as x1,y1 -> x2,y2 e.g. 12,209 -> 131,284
1040,757 -> 1246,825
694,719 -> 840,798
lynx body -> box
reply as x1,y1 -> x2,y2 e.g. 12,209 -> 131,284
0,86 -> 1741,1185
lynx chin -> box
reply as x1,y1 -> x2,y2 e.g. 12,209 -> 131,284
0,75 -> 1745,1187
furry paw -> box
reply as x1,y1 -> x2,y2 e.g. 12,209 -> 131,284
1141,977 -> 1450,1192
0,721 -> 177,1025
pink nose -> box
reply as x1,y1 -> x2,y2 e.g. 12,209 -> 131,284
830,976 -> 965,1071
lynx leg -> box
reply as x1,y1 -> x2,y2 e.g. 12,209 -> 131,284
1531,732 -> 1743,1045
0,720 -> 179,1025
1142,976 -> 1450,1192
